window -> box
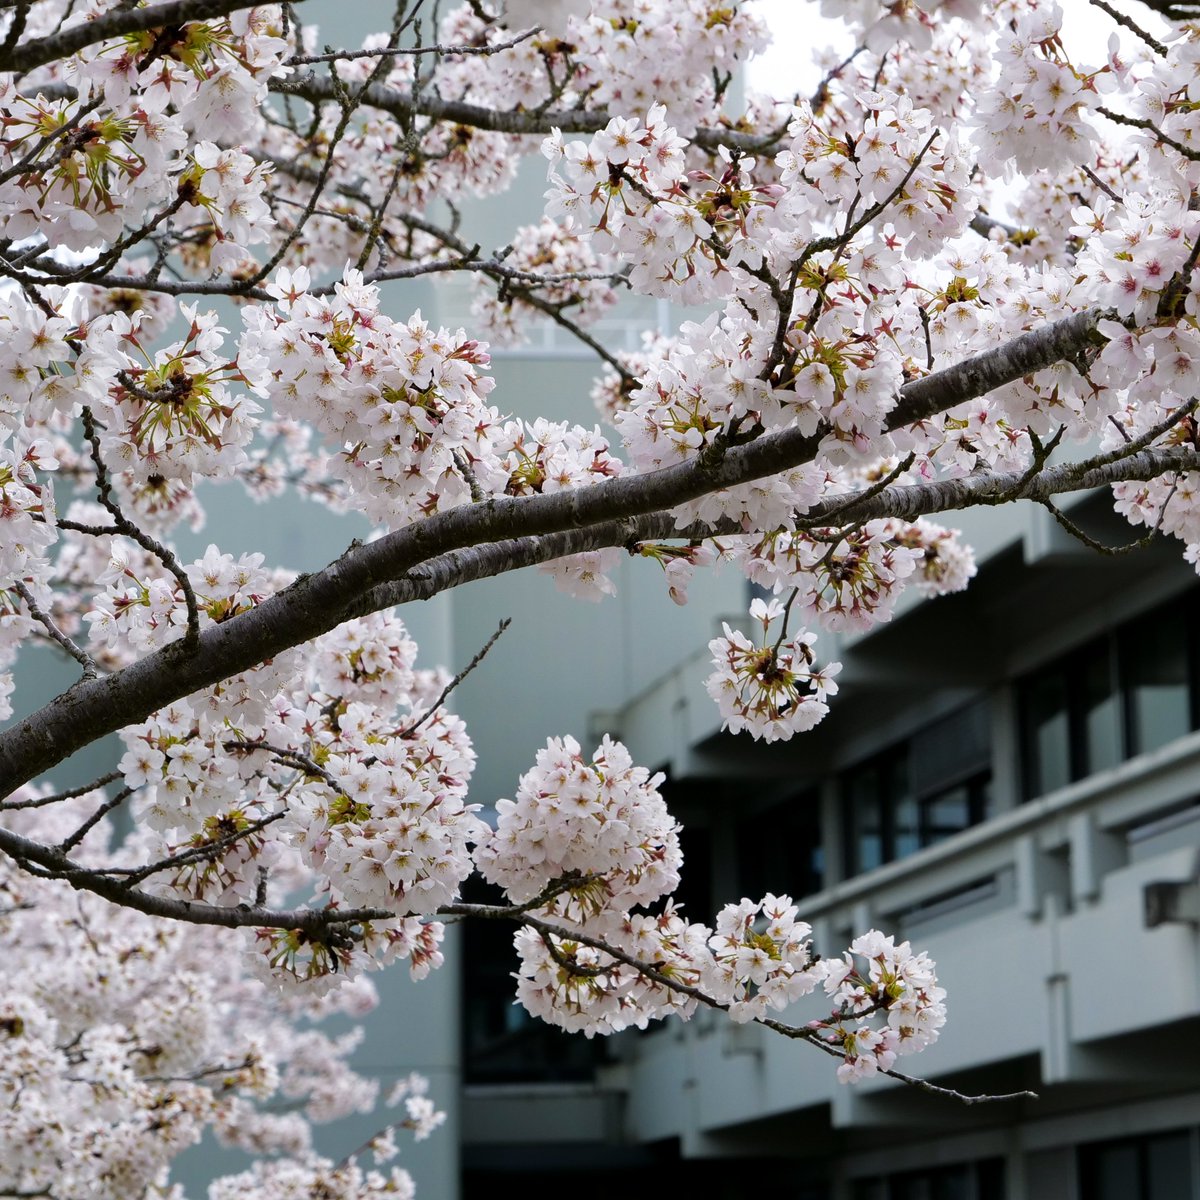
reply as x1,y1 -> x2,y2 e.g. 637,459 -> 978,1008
1021,636 -> 1119,796
1020,592 -> 1200,799
1078,1128 -> 1196,1200
735,789 -> 823,903
843,703 -> 992,877
1122,604 -> 1196,755
853,1157 -> 1005,1200
461,877 -> 608,1083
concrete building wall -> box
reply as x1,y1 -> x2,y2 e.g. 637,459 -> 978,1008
457,488 -> 1200,1200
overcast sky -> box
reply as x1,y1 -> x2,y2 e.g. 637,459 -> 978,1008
744,0 -> 1160,99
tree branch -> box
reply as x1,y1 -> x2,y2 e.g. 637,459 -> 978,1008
0,308 -> 1136,799
12,581 -> 99,680
0,819 -> 392,931
396,617 -> 511,738
352,442 -> 1199,611
0,0 -> 306,73
445,904 -> 1038,1105
272,71 -> 791,154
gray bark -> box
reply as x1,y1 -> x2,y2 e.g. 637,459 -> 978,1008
0,307 -> 1165,799
0,0 -> 299,73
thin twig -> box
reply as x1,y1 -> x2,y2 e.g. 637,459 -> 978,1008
248,16 -> 409,287
1087,0 -> 1168,56
286,26 -> 537,65
1040,466 -> 1184,555
79,407 -> 201,650
58,787 -> 133,854
809,44 -> 865,111
1081,163 -> 1123,205
114,811 -> 286,888
398,617 -> 511,737
918,307 -> 934,370
1097,106 -> 1200,161
0,771 -> 122,811
445,903 -> 1038,1106
0,94 -> 103,188
12,581 -> 99,679
799,454 -> 916,530
452,448 -> 485,502
222,740 -> 341,791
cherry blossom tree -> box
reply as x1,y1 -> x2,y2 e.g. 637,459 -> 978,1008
2,0 -> 1199,1191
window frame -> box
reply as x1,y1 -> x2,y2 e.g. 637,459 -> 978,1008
1019,590 -> 1200,801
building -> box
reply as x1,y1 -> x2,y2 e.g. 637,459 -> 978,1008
451,483 -> 1200,1200
26,7 -> 1191,1191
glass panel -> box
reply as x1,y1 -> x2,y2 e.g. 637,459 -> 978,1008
1022,669 -> 1071,798
976,1157 -> 1006,1200
908,700 -> 991,796
1082,647 -> 1122,774
852,1181 -> 886,1200
1124,610 -> 1191,756
891,1177 -> 933,1200
855,796 -> 883,873
977,775 -> 995,823
930,1166 -> 972,1200
846,765 -> 884,875
1123,604 -> 1190,753
1083,1143 -> 1140,1200
894,792 -> 920,859
1145,1132 -> 1193,1200
810,844 -> 826,894
890,753 -> 917,861
921,785 -> 971,847
736,792 -> 822,901
675,825 -> 713,916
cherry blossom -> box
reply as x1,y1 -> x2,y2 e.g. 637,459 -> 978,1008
11,0 -> 1200,1187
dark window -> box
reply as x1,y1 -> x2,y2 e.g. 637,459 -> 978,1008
845,755 -> 901,875
1122,598 -> 1194,755
460,876 -> 607,1084
1021,636 -> 1116,796
1022,665 -> 1075,796
1020,592 -> 1200,800
674,823 -> 713,918
1078,1128 -> 1195,1200
854,1157 -> 1005,1200
844,703 -> 991,876
735,789 -> 822,903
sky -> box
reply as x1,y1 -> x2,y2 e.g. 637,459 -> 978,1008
748,0 -> 846,97
745,0 -> 1162,98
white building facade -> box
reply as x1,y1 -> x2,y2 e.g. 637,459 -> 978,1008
452,480 -> 1200,1200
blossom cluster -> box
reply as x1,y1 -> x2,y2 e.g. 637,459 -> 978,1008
2,10 -> 285,258
706,597 -> 841,743
476,734 -> 681,910
241,269 -> 501,527
972,2 -> 1103,174
117,606 -> 480,967
814,930 -> 948,1083
13,0 -> 1200,1185
0,794 -> 441,1200
545,108 -> 781,305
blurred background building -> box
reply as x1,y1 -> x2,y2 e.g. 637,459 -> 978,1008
451,467 -> 1200,1200
23,4 -> 1195,1197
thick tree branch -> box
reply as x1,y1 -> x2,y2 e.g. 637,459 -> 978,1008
354,443 -> 1200,611
271,71 -> 789,153
0,308 -> 1138,798
0,0 -> 304,73
887,309 -> 1104,428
